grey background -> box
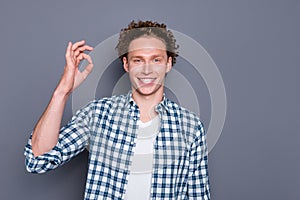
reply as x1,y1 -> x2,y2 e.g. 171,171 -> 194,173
1,0 -> 299,199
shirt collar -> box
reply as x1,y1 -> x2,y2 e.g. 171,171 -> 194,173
124,90 -> 173,113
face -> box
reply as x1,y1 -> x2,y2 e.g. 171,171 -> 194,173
123,36 -> 172,98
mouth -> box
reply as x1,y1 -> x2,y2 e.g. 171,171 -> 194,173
138,78 -> 156,84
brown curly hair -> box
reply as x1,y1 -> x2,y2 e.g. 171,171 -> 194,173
116,20 -> 179,66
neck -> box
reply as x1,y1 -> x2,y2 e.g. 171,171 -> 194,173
132,89 -> 163,122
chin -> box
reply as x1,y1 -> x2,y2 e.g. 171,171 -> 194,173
134,86 -> 160,97
136,89 -> 155,96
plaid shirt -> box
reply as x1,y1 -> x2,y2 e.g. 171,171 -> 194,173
24,91 -> 210,199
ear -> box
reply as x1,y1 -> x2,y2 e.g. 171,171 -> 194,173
123,57 -> 129,72
166,57 -> 172,73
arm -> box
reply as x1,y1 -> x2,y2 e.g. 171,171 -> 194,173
188,121 -> 210,199
31,40 -> 93,157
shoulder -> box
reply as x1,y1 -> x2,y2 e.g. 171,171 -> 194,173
165,98 -> 205,138
165,98 -> 202,124
93,93 -> 127,105
88,94 -> 128,112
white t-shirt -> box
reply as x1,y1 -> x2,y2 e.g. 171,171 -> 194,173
124,115 -> 160,200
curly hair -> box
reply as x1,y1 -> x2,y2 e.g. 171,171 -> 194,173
116,20 -> 179,65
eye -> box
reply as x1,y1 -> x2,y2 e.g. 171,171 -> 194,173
133,58 -> 141,63
153,58 -> 162,63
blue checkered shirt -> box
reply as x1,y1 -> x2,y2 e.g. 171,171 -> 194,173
25,91 -> 210,199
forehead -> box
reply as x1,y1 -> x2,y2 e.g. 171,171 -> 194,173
128,36 -> 167,54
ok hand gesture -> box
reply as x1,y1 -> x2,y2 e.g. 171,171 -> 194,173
57,40 -> 94,96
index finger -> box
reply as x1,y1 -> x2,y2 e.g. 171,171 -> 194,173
71,40 -> 86,51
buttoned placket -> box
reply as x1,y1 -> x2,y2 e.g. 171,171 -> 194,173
150,103 -> 166,199
128,104 -> 139,149
119,101 -> 140,199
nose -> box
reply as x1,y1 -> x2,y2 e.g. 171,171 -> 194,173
142,62 -> 152,74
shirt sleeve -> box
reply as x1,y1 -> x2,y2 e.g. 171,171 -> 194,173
24,101 -> 94,174
188,121 -> 210,199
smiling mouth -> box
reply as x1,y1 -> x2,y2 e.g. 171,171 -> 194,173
138,78 -> 156,84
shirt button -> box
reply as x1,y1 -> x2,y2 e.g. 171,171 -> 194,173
130,141 -> 135,146
133,116 -> 137,121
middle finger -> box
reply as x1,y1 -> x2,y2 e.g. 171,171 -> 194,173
73,45 -> 93,57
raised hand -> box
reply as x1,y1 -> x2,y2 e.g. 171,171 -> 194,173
57,40 -> 94,96
31,40 -> 93,157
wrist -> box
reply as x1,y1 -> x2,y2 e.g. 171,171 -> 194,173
52,88 -> 70,102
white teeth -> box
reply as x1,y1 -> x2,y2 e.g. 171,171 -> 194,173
139,78 -> 154,83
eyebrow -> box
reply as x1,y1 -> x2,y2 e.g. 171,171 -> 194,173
129,55 -> 165,59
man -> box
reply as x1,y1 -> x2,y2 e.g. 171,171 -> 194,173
25,20 -> 210,199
